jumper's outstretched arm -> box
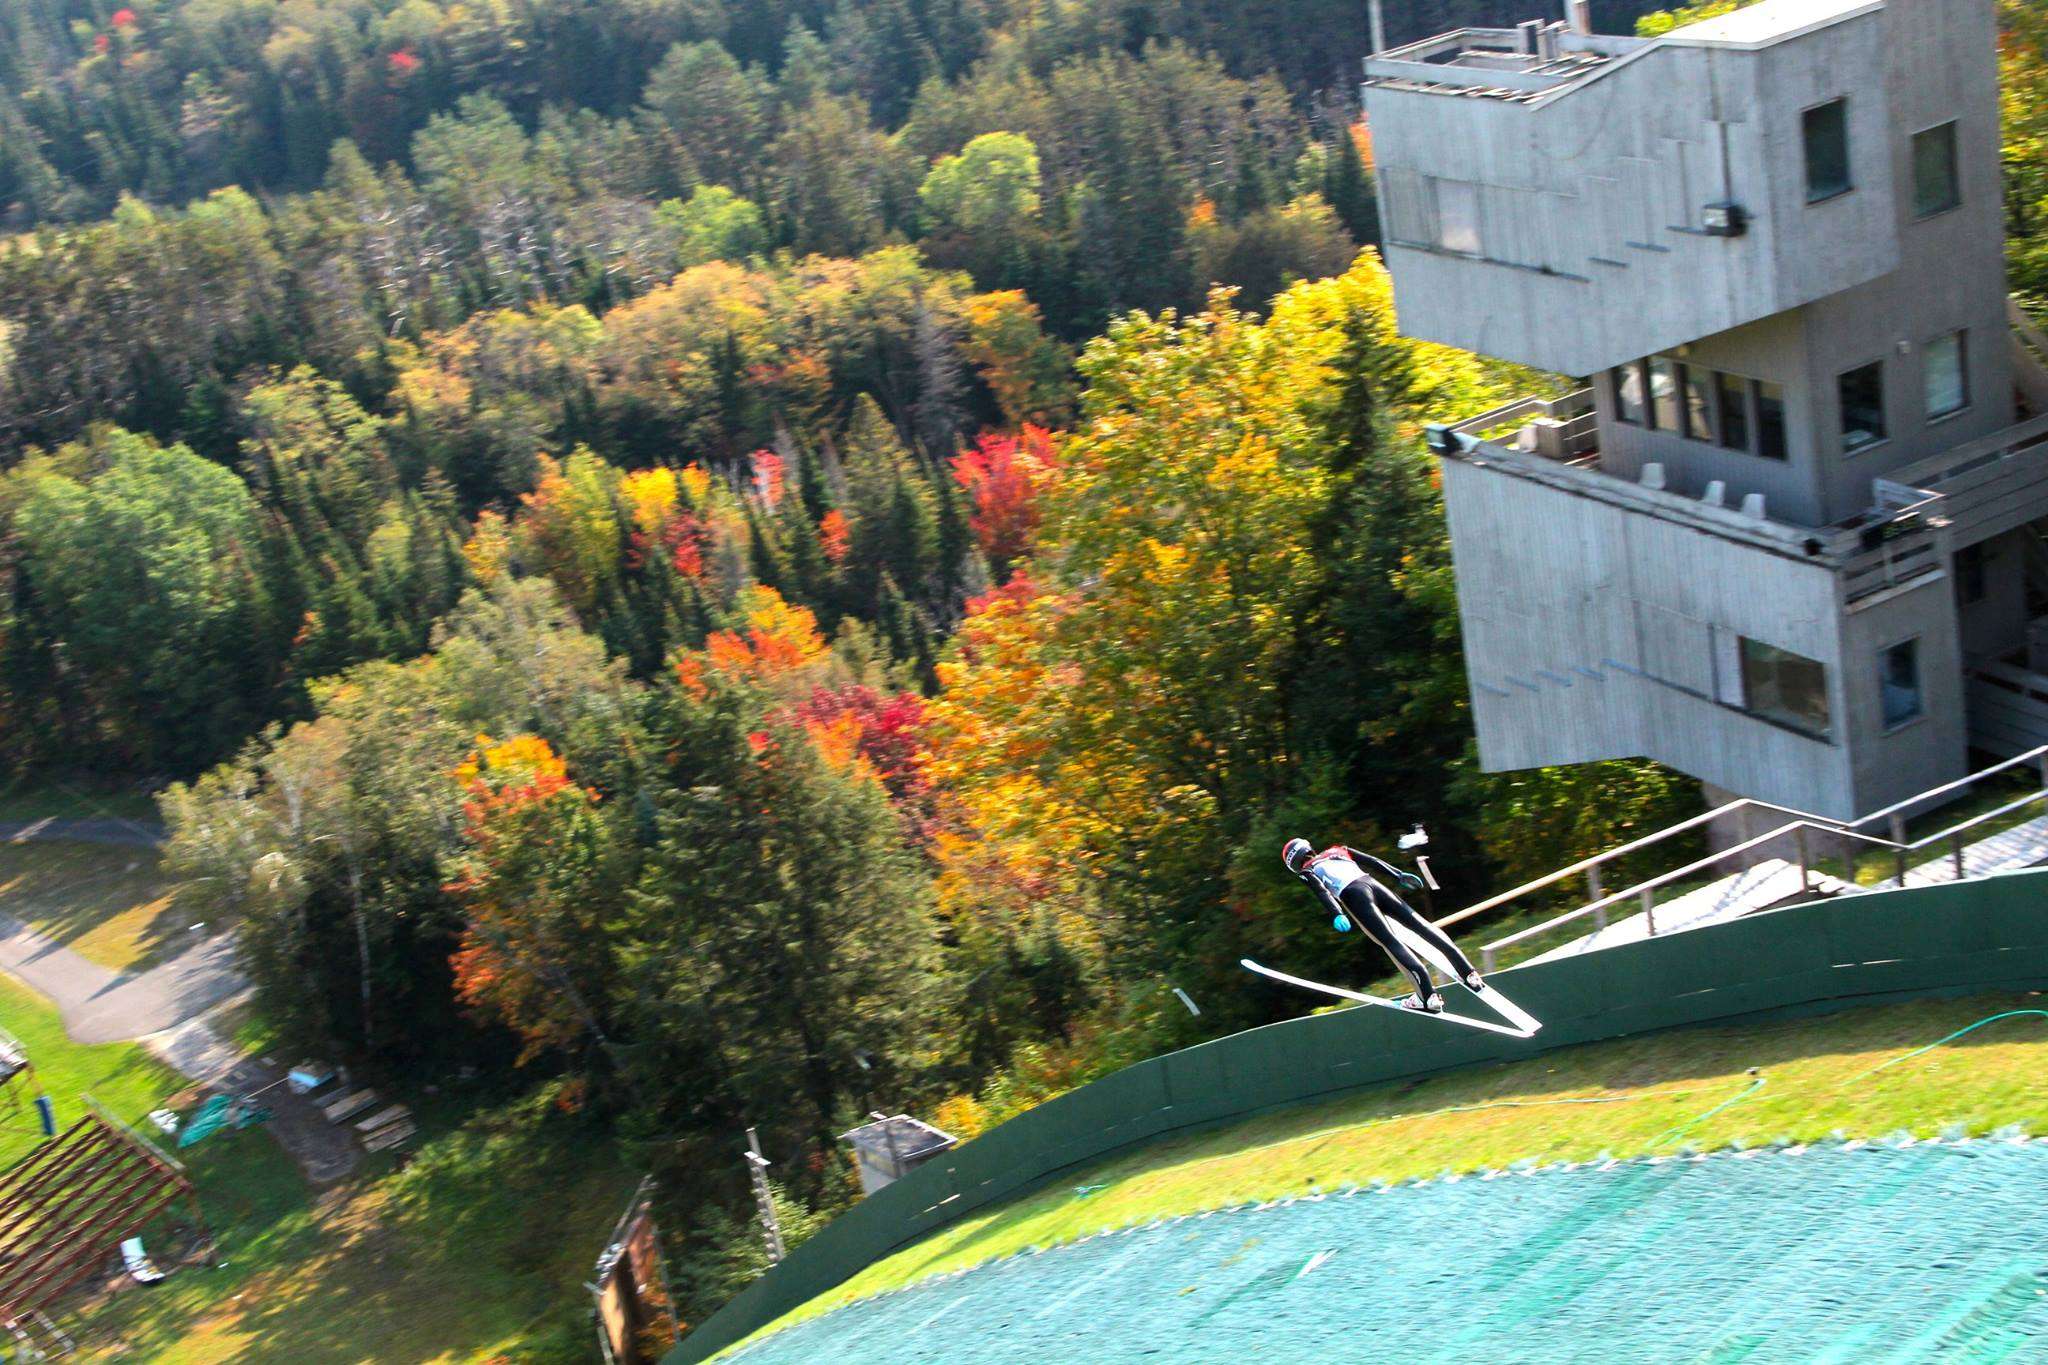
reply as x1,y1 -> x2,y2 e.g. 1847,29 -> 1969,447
1346,849 -> 1423,892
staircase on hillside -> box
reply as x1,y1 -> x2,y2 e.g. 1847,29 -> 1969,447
1520,859 -> 1853,967
1457,746 -> 2048,972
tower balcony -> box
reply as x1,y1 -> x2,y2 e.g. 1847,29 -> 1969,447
1436,391 -> 1951,608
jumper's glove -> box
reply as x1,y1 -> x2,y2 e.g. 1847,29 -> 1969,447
1397,871 -> 1426,894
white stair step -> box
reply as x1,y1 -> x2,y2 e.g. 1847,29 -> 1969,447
1867,813 -> 2048,890
1519,858 -> 1839,966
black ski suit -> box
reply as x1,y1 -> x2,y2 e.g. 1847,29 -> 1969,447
1296,848 -> 1477,1001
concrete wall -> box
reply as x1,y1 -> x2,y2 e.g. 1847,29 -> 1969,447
669,872 -> 2048,1363
1597,310 -> 1826,526
1370,1 -> 2010,528
1837,572 -> 1970,812
1577,0 -> 2010,529
1805,0 -> 2012,521
1442,454 -> 1859,815
1366,6 -> 1904,376
1443,446 -> 1969,819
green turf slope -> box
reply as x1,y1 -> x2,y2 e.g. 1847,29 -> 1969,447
735,990 -> 2048,1348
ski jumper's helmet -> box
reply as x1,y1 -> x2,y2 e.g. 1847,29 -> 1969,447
1281,838 -> 1314,874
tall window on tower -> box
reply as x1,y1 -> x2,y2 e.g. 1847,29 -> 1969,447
1880,639 -> 1924,730
1756,381 -> 1789,460
1803,99 -> 1852,203
1715,371 -> 1751,452
1838,361 -> 1887,453
1650,357 -> 1683,432
1435,179 -> 1481,255
1925,331 -> 1968,420
1912,122 -> 1961,218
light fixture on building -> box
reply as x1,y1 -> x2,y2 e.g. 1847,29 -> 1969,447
1701,201 -> 1748,237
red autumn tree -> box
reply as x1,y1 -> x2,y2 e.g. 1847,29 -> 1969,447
790,684 -> 937,841
950,425 -> 1057,578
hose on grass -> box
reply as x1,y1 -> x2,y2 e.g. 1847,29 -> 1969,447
1649,1072 -> 1767,1149
1648,1007 -> 2048,1150
1843,1008 -> 2048,1085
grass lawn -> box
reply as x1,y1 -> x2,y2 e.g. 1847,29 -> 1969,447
745,990 -> 2048,1342
0,972 -> 182,1166
0,840 -> 187,974
0,971 -> 632,1362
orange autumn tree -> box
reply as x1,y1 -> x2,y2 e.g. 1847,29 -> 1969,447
925,574 -> 1102,948
445,734 -> 623,1063
674,584 -> 832,701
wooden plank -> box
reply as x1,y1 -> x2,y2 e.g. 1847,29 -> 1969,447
361,1121 -> 417,1154
354,1105 -> 410,1135
322,1089 -> 379,1124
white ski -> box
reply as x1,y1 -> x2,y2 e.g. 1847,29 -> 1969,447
1240,959 -> 1536,1038
1470,984 -> 1542,1036
1384,922 -> 1544,1035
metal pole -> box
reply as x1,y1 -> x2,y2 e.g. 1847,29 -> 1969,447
1368,0 -> 1388,56
1794,826 -> 1811,894
1951,831 -> 1966,881
744,1128 -> 786,1264
1587,867 -> 1607,930
1641,886 -> 1657,937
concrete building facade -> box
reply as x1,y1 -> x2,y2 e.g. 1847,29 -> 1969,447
1363,0 -> 2048,821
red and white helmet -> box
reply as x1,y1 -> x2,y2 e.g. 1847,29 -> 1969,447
1281,838 -> 1314,874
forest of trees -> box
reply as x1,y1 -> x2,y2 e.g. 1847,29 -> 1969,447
2,0 -> 2046,1333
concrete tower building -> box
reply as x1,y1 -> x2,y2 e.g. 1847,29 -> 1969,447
1363,0 -> 2048,821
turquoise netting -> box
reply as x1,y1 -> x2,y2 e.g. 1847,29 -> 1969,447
730,1139 -> 2048,1363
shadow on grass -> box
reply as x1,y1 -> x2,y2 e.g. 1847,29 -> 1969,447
73,1097 -> 633,1363
0,842 -> 191,973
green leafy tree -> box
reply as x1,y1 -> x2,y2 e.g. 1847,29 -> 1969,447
656,185 -> 769,268
11,427 -> 269,771
621,694 -> 940,1155
919,132 -> 1042,240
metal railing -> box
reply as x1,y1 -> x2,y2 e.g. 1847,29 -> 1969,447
1449,392 -> 1944,573
1446,745 -> 2048,973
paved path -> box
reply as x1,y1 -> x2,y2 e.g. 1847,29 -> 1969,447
0,907 -> 363,1182
1,817 -> 165,848
0,912 -> 244,1045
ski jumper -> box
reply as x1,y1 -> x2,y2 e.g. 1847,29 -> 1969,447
1297,848 -> 1476,999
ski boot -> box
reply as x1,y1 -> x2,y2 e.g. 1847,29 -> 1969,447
1461,970 -> 1485,992
1402,991 -> 1445,1014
